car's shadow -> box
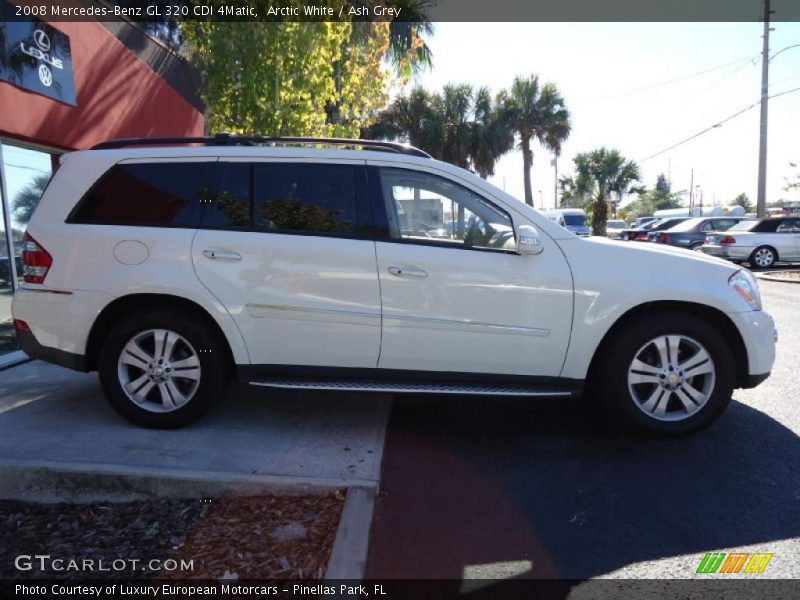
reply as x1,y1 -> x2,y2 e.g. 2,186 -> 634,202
367,393 -> 800,584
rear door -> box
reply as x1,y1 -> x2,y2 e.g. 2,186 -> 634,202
192,158 -> 382,368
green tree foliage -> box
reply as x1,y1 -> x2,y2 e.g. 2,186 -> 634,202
785,162 -> 800,192
12,174 -> 50,228
567,148 -> 641,236
497,75 -> 571,206
367,84 -> 512,178
182,20 -> 391,137
730,192 -> 753,212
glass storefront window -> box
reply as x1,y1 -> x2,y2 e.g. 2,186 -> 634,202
0,141 -> 55,357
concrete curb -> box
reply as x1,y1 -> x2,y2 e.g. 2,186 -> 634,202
0,459 -> 377,503
325,486 -> 377,580
755,272 -> 800,284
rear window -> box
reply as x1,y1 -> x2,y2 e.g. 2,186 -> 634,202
69,162 -> 218,227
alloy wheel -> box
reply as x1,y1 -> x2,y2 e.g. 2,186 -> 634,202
753,248 -> 775,268
627,334 -> 716,422
117,329 -> 202,413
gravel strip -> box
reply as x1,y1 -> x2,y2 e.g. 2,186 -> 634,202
1,492 -> 345,580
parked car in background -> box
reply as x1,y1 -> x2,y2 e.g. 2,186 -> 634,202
621,217 -> 691,241
701,216 -> 800,268
606,219 -> 629,239
634,216 -> 657,227
544,209 -> 591,237
652,216 -> 753,250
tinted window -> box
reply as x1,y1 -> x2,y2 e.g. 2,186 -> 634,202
378,168 -> 514,251
71,162 -> 217,226
253,163 -> 357,234
202,163 -> 251,229
752,219 -> 781,233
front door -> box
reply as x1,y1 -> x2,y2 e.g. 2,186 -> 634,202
369,164 -> 574,377
192,159 -> 381,368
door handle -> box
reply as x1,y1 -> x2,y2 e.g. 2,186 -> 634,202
202,248 -> 242,261
388,265 -> 428,278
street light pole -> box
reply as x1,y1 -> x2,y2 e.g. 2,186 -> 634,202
756,0 -> 773,218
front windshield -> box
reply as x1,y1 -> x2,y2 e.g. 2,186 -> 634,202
564,214 -> 587,227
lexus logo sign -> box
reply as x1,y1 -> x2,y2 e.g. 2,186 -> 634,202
33,29 -> 50,52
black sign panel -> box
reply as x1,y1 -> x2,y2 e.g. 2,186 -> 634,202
0,1 -> 77,106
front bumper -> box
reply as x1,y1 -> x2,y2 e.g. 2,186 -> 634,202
726,309 -> 777,385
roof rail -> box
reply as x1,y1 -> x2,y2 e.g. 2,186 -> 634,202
91,133 -> 432,158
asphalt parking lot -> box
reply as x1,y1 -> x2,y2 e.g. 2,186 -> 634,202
366,279 -> 800,580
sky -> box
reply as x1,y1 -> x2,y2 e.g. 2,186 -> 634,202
412,22 -> 800,210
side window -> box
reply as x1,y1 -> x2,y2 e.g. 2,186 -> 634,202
253,163 -> 357,234
378,167 -> 514,251
202,163 -> 251,229
69,162 -> 217,226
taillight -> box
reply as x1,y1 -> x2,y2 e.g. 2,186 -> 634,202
634,233 -> 648,240
22,232 -> 52,284
720,236 -> 736,244
13,319 -> 30,332
660,234 -> 671,243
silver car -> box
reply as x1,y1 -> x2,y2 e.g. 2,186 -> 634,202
701,216 -> 800,268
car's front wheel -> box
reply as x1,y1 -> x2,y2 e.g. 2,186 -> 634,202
98,309 -> 229,428
596,311 -> 735,435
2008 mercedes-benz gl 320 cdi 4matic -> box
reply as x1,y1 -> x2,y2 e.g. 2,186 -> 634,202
11,135 -> 777,434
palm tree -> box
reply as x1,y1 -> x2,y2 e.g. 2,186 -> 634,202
470,87 -> 513,179
365,87 -> 444,159
498,75 -> 571,206
571,148 -> 641,236
385,1 -> 435,76
439,84 -> 474,169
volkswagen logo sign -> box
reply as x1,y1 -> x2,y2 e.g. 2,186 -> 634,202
38,64 -> 53,87
33,29 -> 51,52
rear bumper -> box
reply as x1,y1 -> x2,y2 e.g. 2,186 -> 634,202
16,328 -> 88,371
701,244 -> 753,261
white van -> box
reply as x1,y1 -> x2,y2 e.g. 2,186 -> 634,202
543,209 -> 591,237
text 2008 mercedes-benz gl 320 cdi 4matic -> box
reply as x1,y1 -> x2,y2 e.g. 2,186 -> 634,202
11,135 -> 777,434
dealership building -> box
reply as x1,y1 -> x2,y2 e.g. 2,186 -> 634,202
0,2 -> 205,364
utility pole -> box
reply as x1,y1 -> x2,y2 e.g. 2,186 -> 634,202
689,168 -> 694,213
553,155 -> 558,209
757,0 -> 773,218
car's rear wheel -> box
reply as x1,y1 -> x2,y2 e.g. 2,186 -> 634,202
749,246 -> 776,269
98,308 -> 229,428
689,242 -> 704,251
596,311 -> 735,435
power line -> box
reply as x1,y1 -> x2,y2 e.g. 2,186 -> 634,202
639,85 -> 800,163
596,55 -> 758,100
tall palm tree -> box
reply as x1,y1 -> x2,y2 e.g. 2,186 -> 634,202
498,75 -> 571,206
572,148 -> 642,236
385,1 -> 435,76
439,84 -> 474,169
470,87 -> 513,179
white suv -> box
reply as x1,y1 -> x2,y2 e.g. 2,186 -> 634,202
11,135 -> 776,434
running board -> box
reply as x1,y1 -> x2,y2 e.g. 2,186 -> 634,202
247,378 -> 573,397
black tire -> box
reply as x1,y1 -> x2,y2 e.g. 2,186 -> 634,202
594,310 -> 735,436
98,308 -> 230,428
749,246 -> 777,269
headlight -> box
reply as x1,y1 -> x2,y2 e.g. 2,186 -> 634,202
729,269 -> 762,310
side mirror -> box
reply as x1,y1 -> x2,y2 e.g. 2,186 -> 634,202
516,225 -> 544,255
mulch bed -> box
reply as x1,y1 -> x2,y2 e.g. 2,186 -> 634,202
1,492 -> 345,580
